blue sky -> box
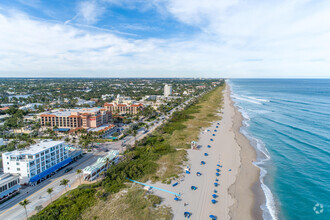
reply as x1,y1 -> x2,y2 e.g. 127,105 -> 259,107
0,0 -> 330,78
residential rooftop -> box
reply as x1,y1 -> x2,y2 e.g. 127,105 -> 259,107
2,140 -> 65,157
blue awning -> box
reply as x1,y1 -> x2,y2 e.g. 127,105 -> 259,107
54,128 -> 70,132
0,184 -> 20,198
29,157 -> 72,183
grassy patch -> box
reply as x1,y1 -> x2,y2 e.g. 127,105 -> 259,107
81,187 -> 172,220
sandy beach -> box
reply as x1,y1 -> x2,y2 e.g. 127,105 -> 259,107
150,84 -> 261,220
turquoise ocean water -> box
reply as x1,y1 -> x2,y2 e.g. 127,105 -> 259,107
229,79 -> 330,220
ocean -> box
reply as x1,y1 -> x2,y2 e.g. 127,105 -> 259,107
229,79 -> 330,220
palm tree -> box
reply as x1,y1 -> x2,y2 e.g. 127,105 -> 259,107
47,187 -> 53,202
133,130 -> 137,146
60,179 -> 70,192
76,169 -> 83,184
19,199 -> 30,220
105,157 -> 111,170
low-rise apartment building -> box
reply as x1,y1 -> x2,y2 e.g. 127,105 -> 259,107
0,174 -> 20,202
2,140 -> 70,184
40,107 -> 111,129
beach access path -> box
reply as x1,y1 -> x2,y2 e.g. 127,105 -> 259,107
150,85 -> 243,220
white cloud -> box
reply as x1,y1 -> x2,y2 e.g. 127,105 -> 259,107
1,1 -> 330,78
76,0 -> 105,25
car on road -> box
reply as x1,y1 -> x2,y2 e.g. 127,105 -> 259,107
64,167 -> 73,173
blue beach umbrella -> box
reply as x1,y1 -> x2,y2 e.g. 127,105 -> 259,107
216,126 -> 219,128
212,194 -> 217,198
216,168 -> 220,172
210,139 -> 214,141
217,164 -> 220,167
204,153 -> 208,156
214,190 -> 217,193
211,199 -> 217,204
174,197 -> 179,201
215,178 -> 219,182
216,172 -> 220,176
214,182 -> 219,187
212,134 -> 215,136
214,130 -> 217,132
207,145 -> 211,148
229,169 -> 232,171
201,161 -> 206,165
209,214 -> 217,220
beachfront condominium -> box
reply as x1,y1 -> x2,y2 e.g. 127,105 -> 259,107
104,103 -> 143,115
164,84 -> 172,97
2,140 -> 70,184
40,107 -> 111,129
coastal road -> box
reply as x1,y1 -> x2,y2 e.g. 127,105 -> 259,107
0,152 -> 103,220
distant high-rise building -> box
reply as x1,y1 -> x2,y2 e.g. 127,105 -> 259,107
164,84 -> 172,97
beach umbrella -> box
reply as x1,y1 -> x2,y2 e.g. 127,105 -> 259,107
174,197 -> 179,201
211,199 -> 217,204
214,182 -> 219,187
207,145 -> 211,148
207,129 -> 210,132
201,161 -> 205,165
209,215 -> 217,220
229,169 -> 232,171
196,172 -> 201,176
216,172 -> 220,176
215,178 -> 218,182
212,194 -> 217,198
214,190 -> 217,193
191,186 -> 197,190
212,134 -> 215,136
204,153 -> 208,156
216,168 -> 220,172
217,164 -> 220,167
214,130 -> 217,132
210,139 -> 213,141
216,126 -> 219,128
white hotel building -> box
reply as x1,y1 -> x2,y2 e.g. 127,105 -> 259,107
2,140 -> 70,184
